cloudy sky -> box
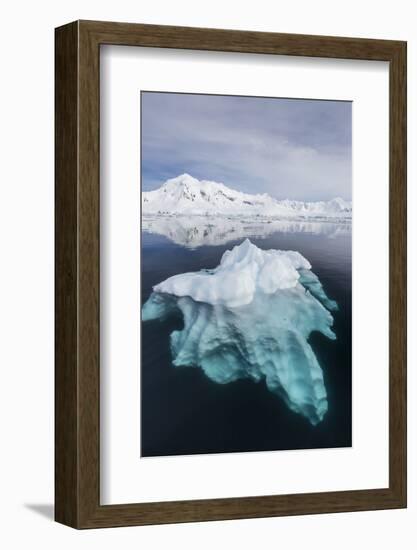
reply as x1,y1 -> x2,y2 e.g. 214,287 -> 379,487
141,92 -> 352,201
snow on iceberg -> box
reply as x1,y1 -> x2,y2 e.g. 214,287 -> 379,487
154,238 -> 311,308
142,239 -> 338,425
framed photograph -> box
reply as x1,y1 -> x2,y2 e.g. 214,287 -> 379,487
55,20 -> 407,528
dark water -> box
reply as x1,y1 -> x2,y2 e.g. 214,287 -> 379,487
141,225 -> 352,457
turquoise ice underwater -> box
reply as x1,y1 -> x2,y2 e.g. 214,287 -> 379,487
143,239 -> 339,427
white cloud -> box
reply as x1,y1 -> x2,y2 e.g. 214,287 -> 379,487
141,92 -> 352,201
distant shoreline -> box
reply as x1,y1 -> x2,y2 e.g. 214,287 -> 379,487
141,213 -> 352,223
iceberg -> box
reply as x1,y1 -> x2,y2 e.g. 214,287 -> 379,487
153,238 -> 311,308
142,239 -> 338,425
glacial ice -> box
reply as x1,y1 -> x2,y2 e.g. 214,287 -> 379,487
142,174 -> 352,219
154,238 -> 311,308
142,239 -> 338,425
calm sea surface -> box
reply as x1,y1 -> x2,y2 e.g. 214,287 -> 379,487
141,222 -> 352,457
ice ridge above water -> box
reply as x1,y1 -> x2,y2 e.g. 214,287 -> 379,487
142,239 -> 338,425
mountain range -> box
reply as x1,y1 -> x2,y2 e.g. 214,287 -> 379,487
142,174 -> 352,219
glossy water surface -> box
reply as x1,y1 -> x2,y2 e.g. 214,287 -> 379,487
141,220 -> 352,457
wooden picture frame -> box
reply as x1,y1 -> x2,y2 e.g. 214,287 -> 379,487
55,20 -> 407,529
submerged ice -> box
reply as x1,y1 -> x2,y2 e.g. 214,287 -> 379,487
143,239 -> 338,425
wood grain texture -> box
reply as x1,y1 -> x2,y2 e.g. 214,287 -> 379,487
55,21 -> 79,527
55,20 -> 407,529
388,41 -> 407,504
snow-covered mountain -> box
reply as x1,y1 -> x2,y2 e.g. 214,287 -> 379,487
142,174 -> 352,219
